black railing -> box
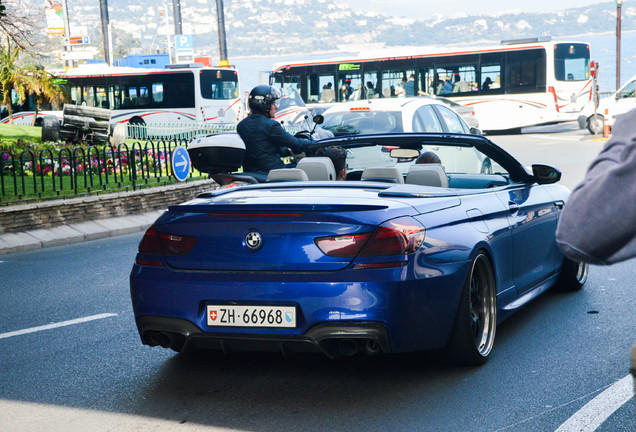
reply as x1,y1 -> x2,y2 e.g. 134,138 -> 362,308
0,139 -> 201,204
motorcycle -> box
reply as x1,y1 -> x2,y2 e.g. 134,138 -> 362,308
188,115 -> 329,189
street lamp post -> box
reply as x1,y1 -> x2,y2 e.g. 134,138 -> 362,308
617,0 -> 622,91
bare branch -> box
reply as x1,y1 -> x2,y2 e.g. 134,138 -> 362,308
0,0 -> 47,51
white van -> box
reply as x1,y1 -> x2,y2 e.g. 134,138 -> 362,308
578,74 -> 636,134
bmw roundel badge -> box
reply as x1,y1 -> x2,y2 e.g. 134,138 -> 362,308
244,231 -> 263,251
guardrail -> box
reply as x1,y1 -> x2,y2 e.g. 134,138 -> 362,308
125,123 -> 304,141
126,123 -> 237,141
0,139 -> 202,204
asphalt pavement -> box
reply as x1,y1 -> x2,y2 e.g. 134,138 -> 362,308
0,209 -> 164,256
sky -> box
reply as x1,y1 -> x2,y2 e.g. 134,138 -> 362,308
338,0 -> 603,20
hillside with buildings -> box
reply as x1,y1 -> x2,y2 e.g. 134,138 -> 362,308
53,0 -> 634,60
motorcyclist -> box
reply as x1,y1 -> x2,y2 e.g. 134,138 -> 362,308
237,85 -> 320,176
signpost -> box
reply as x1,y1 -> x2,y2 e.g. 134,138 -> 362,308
175,34 -> 194,64
171,146 -> 191,182
64,36 -> 90,46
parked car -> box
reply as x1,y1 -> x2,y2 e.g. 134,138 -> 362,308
320,98 -> 481,137
578,74 -> 636,134
432,96 -> 480,129
130,131 -> 587,366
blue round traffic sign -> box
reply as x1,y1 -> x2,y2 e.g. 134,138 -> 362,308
171,146 -> 191,182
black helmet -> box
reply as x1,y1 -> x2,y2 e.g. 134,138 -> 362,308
249,85 -> 282,114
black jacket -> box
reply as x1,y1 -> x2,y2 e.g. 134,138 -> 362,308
237,113 -> 316,173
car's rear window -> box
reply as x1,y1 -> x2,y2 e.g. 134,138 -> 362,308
322,111 -> 404,136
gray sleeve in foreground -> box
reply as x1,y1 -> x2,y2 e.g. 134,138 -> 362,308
556,108 -> 636,265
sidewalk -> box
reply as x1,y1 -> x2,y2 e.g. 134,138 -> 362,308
0,210 -> 164,256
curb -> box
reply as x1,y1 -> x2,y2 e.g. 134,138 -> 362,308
0,210 -> 164,255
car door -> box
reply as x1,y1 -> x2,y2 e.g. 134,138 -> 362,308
412,105 -> 444,132
433,105 -> 470,133
611,78 -> 636,123
495,184 -> 561,295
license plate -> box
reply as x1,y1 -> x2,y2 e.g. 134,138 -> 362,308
206,305 -> 296,328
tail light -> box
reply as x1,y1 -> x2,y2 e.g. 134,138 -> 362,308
138,225 -> 198,256
315,217 -> 425,258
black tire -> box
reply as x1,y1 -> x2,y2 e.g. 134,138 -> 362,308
128,116 -> 147,140
446,252 -> 497,366
587,114 -> 604,135
554,257 -> 588,292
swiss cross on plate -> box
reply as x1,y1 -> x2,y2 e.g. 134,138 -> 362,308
209,310 -> 218,321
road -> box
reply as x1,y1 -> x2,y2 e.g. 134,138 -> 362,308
1,124 -> 634,431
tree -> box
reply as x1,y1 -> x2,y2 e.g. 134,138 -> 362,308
0,0 -> 45,50
0,37 -> 30,123
25,66 -> 66,125
0,37 -> 65,124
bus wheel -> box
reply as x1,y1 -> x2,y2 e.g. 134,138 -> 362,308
41,115 -> 60,141
587,114 -> 604,135
128,116 -> 147,140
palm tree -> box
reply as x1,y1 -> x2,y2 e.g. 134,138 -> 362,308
0,37 -> 66,124
0,37 -> 31,124
26,66 -> 66,126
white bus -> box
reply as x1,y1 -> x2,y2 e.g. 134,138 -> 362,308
270,38 -> 592,131
2,63 -> 244,127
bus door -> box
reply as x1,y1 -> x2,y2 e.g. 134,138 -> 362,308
364,71 -> 380,99
337,73 -> 363,102
418,68 -> 437,96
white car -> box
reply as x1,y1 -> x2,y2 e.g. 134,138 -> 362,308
321,97 -> 481,137
578,74 -> 636,134
321,98 -> 491,175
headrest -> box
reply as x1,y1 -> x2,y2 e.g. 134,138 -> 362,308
297,157 -> 337,181
361,166 -> 404,184
406,164 -> 449,187
266,168 -> 309,182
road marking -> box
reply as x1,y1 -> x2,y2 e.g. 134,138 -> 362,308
555,375 -> 634,432
0,313 -> 118,340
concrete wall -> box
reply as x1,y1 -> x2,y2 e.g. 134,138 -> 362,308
0,180 -> 218,234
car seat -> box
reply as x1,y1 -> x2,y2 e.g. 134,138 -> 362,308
405,164 -> 449,187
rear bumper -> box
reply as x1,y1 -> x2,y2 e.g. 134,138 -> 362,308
136,316 -> 391,358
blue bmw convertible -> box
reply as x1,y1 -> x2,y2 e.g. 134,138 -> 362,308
130,132 -> 587,366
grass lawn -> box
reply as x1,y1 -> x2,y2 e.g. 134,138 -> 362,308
0,123 -> 42,146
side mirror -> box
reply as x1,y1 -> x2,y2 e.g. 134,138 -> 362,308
313,114 -> 324,125
532,164 -> 561,184
469,127 -> 483,135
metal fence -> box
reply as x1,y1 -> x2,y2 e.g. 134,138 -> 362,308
0,139 -> 199,204
2,122 -> 307,204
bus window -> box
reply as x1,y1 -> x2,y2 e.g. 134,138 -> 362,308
505,49 -> 545,93
554,43 -> 590,81
95,86 -> 109,109
152,83 -> 164,104
434,68 -> 454,95
381,70 -> 406,98
480,56 -> 502,93
436,65 -> 477,94
200,70 -> 238,100
307,74 -> 336,103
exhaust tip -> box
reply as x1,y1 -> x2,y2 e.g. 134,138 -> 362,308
364,339 -> 381,355
156,332 -> 172,349
339,339 -> 358,357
